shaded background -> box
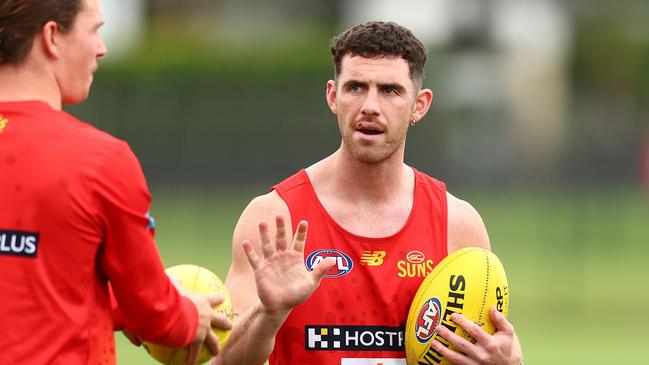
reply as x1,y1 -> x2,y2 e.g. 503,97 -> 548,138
68,0 -> 649,363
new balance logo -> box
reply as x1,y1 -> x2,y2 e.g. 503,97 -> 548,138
360,251 -> 386,266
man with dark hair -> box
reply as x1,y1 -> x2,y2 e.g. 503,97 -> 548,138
217,21 -> 522,365
0,1 -> 230,364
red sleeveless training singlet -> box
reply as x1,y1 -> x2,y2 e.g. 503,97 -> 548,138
269,169 -> 448,365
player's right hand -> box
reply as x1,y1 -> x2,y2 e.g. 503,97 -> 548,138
242,215 -> 336,316
430,307 -> 522,365
173,279 -> 232,365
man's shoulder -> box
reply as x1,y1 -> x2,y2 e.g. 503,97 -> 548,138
67,116 -> 127,151
51,114 -> 143,184
233,191 -> 291,239
246,190 -> 289,215
20,106 -> 134,167
3,101 -> 126,151
446,191 -> 491,252
446,192 -> 482,225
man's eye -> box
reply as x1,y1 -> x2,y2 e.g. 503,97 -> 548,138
383,87 -> 398,95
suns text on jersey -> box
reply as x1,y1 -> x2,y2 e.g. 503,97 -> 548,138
396,250 -> 434,278
396,259 -> 434,278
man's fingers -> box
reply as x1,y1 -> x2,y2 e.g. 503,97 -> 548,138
185,341 -> 200,365
435,324 -> 478,362
211,313 -> 233,331
258,220 -> 274,258
450,312 -> 490,344
292,220 -> 308,253
490,306 -> 514,334
203,331 -> 220,357
436,324 -> 471,352
242,240 -> 261,270
429,338 -> 472,365
206,294 -> 225,307
275,214 -> 288,251
311,256 -> 335,280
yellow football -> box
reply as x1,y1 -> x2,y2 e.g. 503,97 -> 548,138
142,264 -> 233,365
405,247 -> 509,365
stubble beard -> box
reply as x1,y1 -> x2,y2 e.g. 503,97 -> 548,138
341,128 -> 405,164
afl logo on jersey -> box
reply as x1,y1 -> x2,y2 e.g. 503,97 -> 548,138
415,298 -> 442,343
305,249 -> 353,278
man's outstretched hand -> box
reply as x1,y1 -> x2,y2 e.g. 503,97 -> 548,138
242,215 -> 335,315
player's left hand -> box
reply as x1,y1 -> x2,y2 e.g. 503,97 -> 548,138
430,306 -> 522,365
168,273 -> 232,365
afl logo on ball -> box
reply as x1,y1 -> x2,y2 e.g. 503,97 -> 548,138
415,298 -> 442,343
305,249 -> 353,278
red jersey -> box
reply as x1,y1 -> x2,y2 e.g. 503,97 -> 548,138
270,169 -> 448,365
0,101 -> 197,364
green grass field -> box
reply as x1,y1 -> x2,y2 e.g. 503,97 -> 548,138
116,185 -> 649,364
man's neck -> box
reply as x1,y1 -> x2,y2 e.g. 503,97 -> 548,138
0,63 -> 61,110
307,146 -> 413,204
305,146 -> 416,238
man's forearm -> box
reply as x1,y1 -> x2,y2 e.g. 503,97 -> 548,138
214,301 -> 289,365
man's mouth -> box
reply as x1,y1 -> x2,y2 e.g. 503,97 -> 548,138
358,128 -> 383,135
356,122 -> 384,135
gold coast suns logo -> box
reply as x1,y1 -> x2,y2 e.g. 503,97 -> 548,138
0,114 -> 9,134
397,250 -> 435,278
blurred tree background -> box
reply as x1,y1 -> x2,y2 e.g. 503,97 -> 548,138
68,0 -> 649,363
73,0 -> 649,188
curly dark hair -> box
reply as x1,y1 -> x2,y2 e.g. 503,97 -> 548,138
0,0 -> 81,65
330,21 -> 428,88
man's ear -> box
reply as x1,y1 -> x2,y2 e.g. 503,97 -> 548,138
326,80 -> 338,115
410,88 -> 433,126
40,20 -> 61,59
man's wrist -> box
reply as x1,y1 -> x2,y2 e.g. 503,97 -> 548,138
256,301 -> 291,325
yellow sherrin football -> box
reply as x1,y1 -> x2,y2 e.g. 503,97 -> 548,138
405,247 -> 509,365
143,264 -> 233,365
